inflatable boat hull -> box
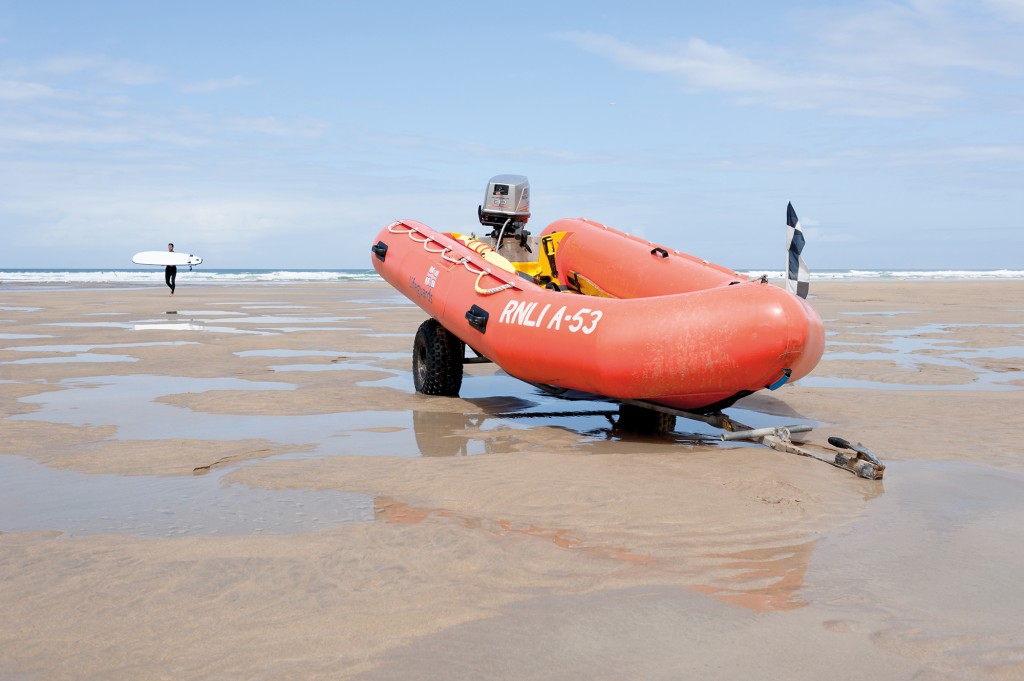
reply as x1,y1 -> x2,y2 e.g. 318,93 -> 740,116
371,218 -> 824,412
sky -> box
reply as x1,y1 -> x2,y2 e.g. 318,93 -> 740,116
1,0 -> 1022,270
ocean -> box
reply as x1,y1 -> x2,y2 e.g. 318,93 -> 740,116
2,268 -> 1023,286
0,269 -> 382,285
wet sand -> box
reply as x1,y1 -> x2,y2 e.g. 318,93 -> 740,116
1,279 -> 1023,680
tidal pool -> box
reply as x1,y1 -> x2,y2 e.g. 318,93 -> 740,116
0,455 -> 374,537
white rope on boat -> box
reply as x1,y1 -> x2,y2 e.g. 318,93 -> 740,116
441,251 -> 467,265
386,221 -> 413,234
474,271 -> 514,295
387,220 -> 517,295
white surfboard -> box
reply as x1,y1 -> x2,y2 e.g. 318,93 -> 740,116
132,251 -> 203,266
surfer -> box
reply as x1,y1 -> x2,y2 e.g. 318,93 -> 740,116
165,243 -> 177,295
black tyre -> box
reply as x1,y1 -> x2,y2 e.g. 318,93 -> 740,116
413,319 -> 465,396
616,403 -> 676,434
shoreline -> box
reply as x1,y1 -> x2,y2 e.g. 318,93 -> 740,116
4,268 -> 1024,286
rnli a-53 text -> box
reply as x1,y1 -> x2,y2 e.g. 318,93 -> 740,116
498,300 -> 602,334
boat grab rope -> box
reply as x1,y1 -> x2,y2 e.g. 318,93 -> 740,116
387,221 -> 516,295
473,271 -> 514,295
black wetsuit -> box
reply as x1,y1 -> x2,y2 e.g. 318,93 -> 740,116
165,265 -> 177,293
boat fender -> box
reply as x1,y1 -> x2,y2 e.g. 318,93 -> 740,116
465,304 -> 490,333
767,368 -> 792,391
651,247 -> 669,258
372,241 -> 388,262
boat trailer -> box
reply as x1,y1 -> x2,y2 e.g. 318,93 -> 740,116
619,399 -> 886,480
468,355 -> 885,480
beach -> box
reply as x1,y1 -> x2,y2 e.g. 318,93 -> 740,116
2,279 -> 1023,680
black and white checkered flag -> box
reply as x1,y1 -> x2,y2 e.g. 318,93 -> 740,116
786,202 -> 809,299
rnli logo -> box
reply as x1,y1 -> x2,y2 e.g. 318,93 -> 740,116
408,265 -> 439,303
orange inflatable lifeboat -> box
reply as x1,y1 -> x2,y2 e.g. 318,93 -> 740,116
370,175 -> 824,414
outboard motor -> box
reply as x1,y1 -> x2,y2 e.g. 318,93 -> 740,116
478,174 -> 532,251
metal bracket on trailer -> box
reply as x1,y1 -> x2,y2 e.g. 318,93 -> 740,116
462,346 -> 493,365
620,399 -> 885,480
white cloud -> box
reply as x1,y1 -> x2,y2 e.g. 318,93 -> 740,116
0,79 -> 60,101
150,199 -> 340,243
888,144 -> 1024,164
0,77 -> 324,148
0,106 -> 210,147
556,1 -> 1022,117
358,132 -> 615,165
556,31 -> 958,117
801,225 -> 857,244
0,120 -> 139,144
809,0 -> 1019,76
986,0 -> 1024,22
225,116 -> 328,138
706,143 -> 1024,173
181,75 -> 258,94
32,54 -> 162,85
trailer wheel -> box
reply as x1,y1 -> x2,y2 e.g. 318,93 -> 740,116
413,319 -> 465,396
617,403 -> 676,434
